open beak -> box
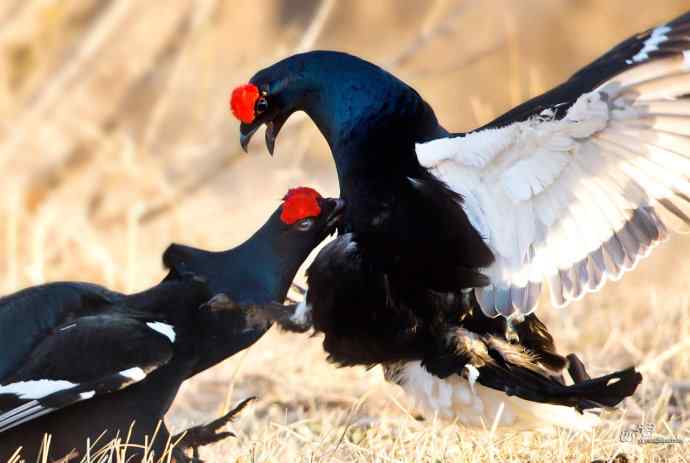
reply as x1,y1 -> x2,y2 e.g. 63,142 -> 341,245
239,113 -> 289,156
240,122 -> 260,153
325,198 -> 346,234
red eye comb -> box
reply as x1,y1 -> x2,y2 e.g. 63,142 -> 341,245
281,187 -> 322,224
230,84 -> 260,123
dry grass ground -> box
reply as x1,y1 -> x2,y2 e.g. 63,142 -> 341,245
1,0 -> 690,461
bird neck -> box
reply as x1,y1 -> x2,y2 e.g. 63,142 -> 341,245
163,215 -> 305,304
305,81 -> 440,174
214,215 -> 305,304
298,83 -> 446,238
163,217 -> 307,378
296,64 -> 447,199
289,57 -> 494,272
221,235 -> 299,304
188,220 -> 306,377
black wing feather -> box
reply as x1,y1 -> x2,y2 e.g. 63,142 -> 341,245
480,11 -> 690,129
0,315 -> 173,433
0,282 -> 118,381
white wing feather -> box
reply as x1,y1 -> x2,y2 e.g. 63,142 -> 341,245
417,53 -> 690,317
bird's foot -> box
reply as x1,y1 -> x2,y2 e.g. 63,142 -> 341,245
201,293 -> 241,312
200,294 -> 271,329
201,294 -> 309,332
173,397 -> 255,459
249,302 -> 311,332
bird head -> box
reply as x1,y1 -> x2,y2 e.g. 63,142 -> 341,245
195,187 -> 343,303
231,51 -> 413,156
252,186 -> 343,298
276,186 -> 344,241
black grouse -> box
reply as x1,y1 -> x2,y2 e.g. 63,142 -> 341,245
0,187 -> 344,462
228,12 -> 690,428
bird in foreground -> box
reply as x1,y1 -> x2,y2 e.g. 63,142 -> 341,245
230,12 -> 690,428
0,187 -> 344,462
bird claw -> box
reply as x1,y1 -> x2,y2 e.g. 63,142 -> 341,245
201,293 -> 240,312
201,297 -> 302,331
200,295 -> 272,330
247,302 -> 311,332
172,397 -> 255,457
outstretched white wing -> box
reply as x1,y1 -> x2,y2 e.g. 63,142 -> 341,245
417,18 -> 690,318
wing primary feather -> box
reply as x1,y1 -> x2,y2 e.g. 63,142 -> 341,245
476,287 -> 499,318
658,198 -> 690,225
601,236 -> 624,278
621,73 -> 690,101
494,287 -> 512,317
586,255 -> 604,290
614,226 -> 639,267
525,281 -> 541,313
0,404 -> 52,433
0,400 -> 38,421
0,409 -> 54,433
575,260 -> 590,295
547,274 -> 566,308
425,10 -> 690,317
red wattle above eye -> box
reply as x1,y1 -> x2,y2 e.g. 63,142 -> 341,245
281,187 -> 322,224
230,84 -> 260,123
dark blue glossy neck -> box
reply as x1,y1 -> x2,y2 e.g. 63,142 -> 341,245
164,209 -> 310,305
208,216 -> 303,304
274,52 -> 448,188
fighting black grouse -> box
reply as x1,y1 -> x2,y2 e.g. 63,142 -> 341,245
0,187 -> 344,461
228,12 -> 690,427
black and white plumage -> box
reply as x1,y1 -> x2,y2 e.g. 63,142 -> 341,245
238,12 -> 690,318
418,13 -> 690,316
245,233 -> 640,429
228,12 -> 690,429
0,279 -> 209,460
298,235 -> 639,430
0,190 -> 344,461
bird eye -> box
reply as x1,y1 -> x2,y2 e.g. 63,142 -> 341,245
295,218 -> 315,231
255,96 -> 268,114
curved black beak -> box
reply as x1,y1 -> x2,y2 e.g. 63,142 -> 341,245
264,113 -> 289,156
240,123 -> 260,153
325,198 -> 346,234
239,113 -> 290,156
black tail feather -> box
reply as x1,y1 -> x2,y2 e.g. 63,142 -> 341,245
477,356 -> 642,412
561,367 -> 642,410
567,353 -> 592,383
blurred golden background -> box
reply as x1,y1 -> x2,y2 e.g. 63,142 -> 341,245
1,1 -> 689,461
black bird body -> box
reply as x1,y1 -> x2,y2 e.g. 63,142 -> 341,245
239,53 -> 556,367
227,12 -> 690,427
0,279 -> 212,461
0,190 -> 343,461
248,53 -> 490,275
